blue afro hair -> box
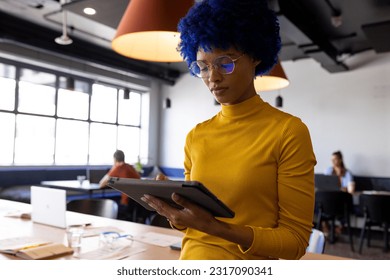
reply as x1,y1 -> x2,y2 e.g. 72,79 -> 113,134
178,0 -> 281,76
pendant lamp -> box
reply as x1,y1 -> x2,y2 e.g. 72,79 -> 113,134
55,0 -> 73,45
254,61 -> 289,92
112,0 -> 193,62
275,94 -> 283,108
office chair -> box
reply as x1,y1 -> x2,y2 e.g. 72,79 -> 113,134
315,190 -> 354,251
306,228 -> 326,254
67,198 -> 118,219
358,193 -> 390,253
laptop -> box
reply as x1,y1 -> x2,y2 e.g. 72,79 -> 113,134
314,174 -> 341,191
31,186 -> 90,228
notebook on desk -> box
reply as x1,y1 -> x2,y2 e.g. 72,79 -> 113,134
314,174 -> 341,191
31,186 -> 90,228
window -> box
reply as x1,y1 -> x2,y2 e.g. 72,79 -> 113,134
117,125 -> 140,164
118,90 -> 141,126
89,123 -> 117,164
90,84 -> 117,123
14,115 -> 55,165
57,88 -> 89,120
0,77 -> 16,111
0,60 -> 146,166
0,63 -> 16,111
18,68 -> 56,116
0,113 -> 15,165
55,119 -> 89,164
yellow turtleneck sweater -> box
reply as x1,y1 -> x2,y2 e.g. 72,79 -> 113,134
180,95 -> 316,260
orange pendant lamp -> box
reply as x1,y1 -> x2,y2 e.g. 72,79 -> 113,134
254,61 -> 289,92
112,0 -> 193,62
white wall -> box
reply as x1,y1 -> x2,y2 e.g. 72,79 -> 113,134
159,74 -> 220,167
159,50 -> 390,177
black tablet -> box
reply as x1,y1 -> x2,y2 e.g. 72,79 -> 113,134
107,177 -> 235,218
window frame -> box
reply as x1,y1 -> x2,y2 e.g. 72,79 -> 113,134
0,58 -> 146,166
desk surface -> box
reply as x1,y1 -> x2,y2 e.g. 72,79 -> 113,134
362,190 -> 390,195
0,199 -> 182,260
40,180 -> 101,192
0,199 -> 349,260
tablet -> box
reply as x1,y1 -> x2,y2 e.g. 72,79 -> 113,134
107,177 -> 235,218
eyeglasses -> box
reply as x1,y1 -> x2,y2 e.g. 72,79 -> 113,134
189,54 -> 244,78
99,231 -> 133,250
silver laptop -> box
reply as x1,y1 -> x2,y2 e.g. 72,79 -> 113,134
31,186 -> 90,228
314,174 -> 341,191
31,186 -> 67,228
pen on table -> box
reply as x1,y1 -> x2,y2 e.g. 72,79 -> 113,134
69,223 -> 92,227
19,243 -> 48,251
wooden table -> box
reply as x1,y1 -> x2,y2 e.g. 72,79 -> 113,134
0,199 -> 350,260
0,199 -> 182,260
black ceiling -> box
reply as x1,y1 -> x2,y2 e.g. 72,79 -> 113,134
273,0 -> 390,72
0,0 -> 389,84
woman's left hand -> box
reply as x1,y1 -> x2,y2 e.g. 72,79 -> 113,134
141,193 -> 218,234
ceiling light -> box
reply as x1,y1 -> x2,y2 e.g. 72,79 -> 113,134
55,0 -> 73,45
254,61 -> 289,92
275,95 -> 283,108
83,7 -> 96,16
325,0 -> 342,28
112,0 -> 193,62
55,35 -> 72,45
331,13 -> 343,28
123,88 -> 130,99
66,77 -> 75,90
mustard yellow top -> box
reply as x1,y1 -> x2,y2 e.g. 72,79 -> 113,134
180,95 -> 316,260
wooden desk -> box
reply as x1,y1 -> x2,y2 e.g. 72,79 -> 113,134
352,190 -> 390,207
300,253 -> 350,260
0,199 -> 182,260
0,199 -> 350,260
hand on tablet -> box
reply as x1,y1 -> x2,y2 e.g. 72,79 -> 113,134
141,193 -> 254,250
141,193 -> 217,234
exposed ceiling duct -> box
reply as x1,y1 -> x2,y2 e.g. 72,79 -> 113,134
272,0 -> 348,72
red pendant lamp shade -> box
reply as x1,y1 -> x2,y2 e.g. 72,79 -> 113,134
254,61 -> 290,92
112,0 -> 193,62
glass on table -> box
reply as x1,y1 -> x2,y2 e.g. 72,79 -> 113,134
77,175 -> 86,186
66,224 -> 85,248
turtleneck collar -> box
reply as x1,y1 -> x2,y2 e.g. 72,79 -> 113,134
220,94 -> 265,118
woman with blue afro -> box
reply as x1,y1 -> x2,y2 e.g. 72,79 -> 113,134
142,0 -> 316,260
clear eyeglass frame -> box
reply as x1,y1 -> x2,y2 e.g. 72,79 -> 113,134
99,231 -> 133,250
189,54 -> 244,78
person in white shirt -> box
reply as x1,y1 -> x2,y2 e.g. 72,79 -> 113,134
324,150 -> 355,194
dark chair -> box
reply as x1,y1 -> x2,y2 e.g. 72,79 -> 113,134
67,198 -> 118,219
149,213 -> 171,228
116,198 -> 155,224
358,193 -> 390,253
315,190 -> 354,251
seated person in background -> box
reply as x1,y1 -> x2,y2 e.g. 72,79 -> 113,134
324,151 -> 355,194
99,150 -> 141,220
